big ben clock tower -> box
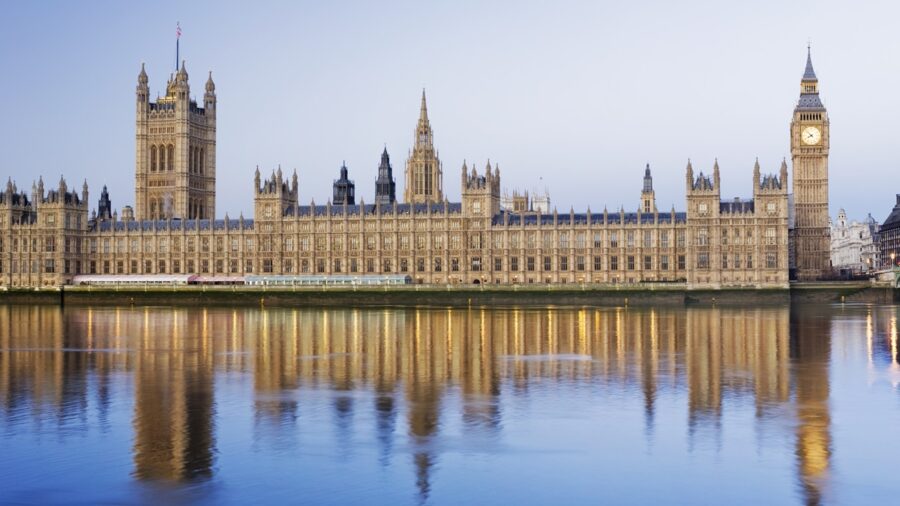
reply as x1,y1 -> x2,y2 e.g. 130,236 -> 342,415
790,48 -> 831,280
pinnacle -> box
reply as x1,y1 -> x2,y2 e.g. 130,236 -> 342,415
419,89 -> 429,122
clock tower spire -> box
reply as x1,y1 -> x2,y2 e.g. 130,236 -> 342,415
790,46 -> 831,280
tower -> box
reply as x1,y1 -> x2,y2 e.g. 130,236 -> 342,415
254,166 -> 298,220
461,160 -> 501,218
333,162 -> 356,206
97,185 -> 112,220
685,160 -> 722,287
404,90 -> 443,203
135,61 -> 216,221
790,48 -> 830,280
640,163 -> 656,213
374,147 -> 396,206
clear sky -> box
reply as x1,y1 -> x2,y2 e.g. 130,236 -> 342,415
0,0 -> 896,222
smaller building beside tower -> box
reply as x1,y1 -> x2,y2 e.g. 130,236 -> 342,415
829,209 -> 879,275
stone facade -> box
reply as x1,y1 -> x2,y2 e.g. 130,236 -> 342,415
790,50 -> 831,280
135,62 -> 216,221
0,54 -> 817,290
830,209 -> 879,274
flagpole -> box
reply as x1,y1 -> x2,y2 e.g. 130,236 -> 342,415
176,22 -> 181,70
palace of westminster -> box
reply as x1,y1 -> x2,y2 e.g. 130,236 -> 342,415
0,50 -> 834,289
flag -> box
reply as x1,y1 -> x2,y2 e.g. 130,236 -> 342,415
176,22 -> 182,39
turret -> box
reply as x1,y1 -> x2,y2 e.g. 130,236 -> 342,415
97,185 -> 112,220
82,180 -> 88,204
204,71 -> 216,115
136,63 -> 149,111
333,162 -> 355,205
374,147 -> 396,206
713,158 -> 720,189
753,158 -> 761,188
640,163 -> 656,213
685,159 -> 694,191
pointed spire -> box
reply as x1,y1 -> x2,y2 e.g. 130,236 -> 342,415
803,44 -> 817,81
419,88 -> 429,122
205,71 -> 215,93
138,62 -> 148,84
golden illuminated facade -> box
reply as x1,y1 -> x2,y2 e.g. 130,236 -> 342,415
135,62 -> 217,221
0,54 -> 825,290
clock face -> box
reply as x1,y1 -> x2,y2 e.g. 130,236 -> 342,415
801,126 -> 821,145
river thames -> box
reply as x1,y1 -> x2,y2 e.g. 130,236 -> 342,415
1,303 -> 899,505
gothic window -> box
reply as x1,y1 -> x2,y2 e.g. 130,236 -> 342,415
199,148 -> 204,174
697,253 -> 709,269
626,231 -> 635,248
593,232 -> 603,248
167,145 -> 174,171
560,256 -> 568,271
434,257 -> 443,272
559,233 -> 569,248
150,145 -> 158,172
643,231 -> 652,248
697,229 -> 708,246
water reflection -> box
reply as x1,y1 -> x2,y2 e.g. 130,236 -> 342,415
1,304 -> 899,504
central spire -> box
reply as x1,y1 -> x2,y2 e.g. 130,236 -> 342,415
419,89 -> 429,124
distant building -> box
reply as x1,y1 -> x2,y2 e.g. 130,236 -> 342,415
879,195 -> 900,268
830,209 -> 878,274
501,189 -> 550,214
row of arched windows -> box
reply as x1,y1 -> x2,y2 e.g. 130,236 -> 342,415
149,144 -> 206,174
150,145 -> 175,172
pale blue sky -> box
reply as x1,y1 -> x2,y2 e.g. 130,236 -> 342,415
0,0 -> 896,222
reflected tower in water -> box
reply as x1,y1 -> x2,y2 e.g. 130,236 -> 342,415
790,306 -> 833,505
131,308 -> 216,482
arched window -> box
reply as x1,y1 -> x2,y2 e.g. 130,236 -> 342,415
199,148 -> 204,175
167,145 -> 175,171
150,145 -> 157,172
